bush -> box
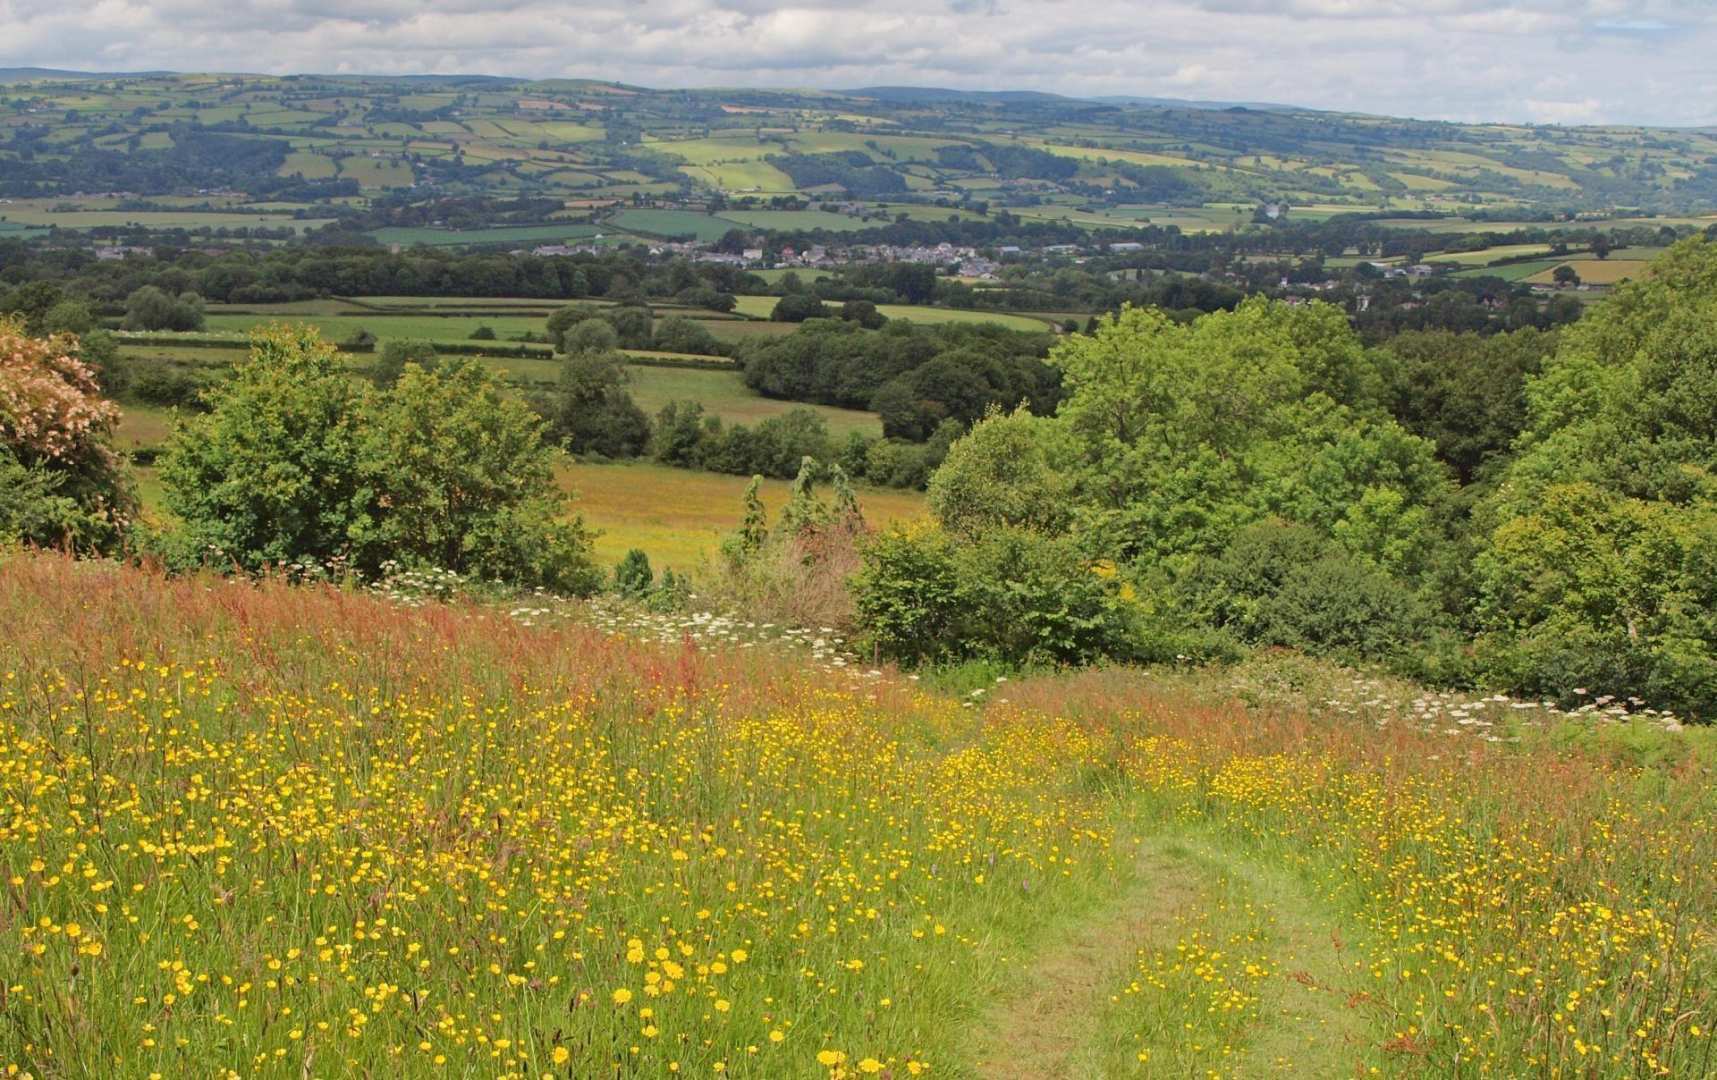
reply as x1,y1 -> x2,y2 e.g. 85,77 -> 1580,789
613,548 -> 654,597
928,406 -> 1071,537
851,526 -> 965,663
704,466 -> 867,632
852,523 -> 1140,667
357,359 -> 601,594
1178,521 -> 1425,660
371,339 -> 438,388
469,325 -> 496,341
562,319 -> 619,355
122,286 -> 205,332
1473,483 -> 1717,717
160,326 -> 600,594
160,325 -> 375,571
131,366 -> 212,409
544,351 -> 650,459
771,294 -> 828,323
0,320 -> 135,554
651,316 -> 723,357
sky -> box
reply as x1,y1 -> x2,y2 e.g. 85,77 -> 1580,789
3,0 -> 1715,127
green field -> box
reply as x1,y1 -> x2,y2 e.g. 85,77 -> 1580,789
1523,258 -> 1652,286
1427,243 -> 1559,266
609,210 -> 739,242
203,312 -> 552,342
622,365 -> 881,440
717,209 -> 873,232
0,208 -> 331,232
728,295 -> 1051,331
371,223 -> 604,248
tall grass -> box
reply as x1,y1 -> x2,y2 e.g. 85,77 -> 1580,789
1,552 -> 1713,1077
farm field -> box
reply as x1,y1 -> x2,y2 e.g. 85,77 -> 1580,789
203,312 -> 552,342
1524,258 -> 1653,286
1450,257 -> 1571,282
716,209 -> 874,232
563,460 -> 921,569
1427,242 -> 1559,266
726,295 -> 1051,331
621,366 -> 883,440
10,73 -> 1717,220
4,551 -> 1715,1076
608,209 -> 740,242
370,223 -> 604,248
0,207 -> 332,231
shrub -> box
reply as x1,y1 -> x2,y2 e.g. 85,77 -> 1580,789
607,306 -> 654,349
469,325 -> 497,341
0,319 -> 135,553
122,285 -> 205,332
928,406 -> 1072,537
160,324 -> 373,571
131,366 -> 212,410
561,319 -> 619,356
771,294 -> 828,323
1178,521 -> 1425,661
161,326 -> 600,594
852,523 -> 1140,667
357,359 -> 601,595
544,351 -> 650,459
706,465 -> 867,631
613,548 -> 654,597
651,316 -> 723,357
1473,483 -> 1717,717
852,525 -> 965,663
372,339 -> 437,388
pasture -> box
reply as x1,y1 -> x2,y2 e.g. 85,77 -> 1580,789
369,223 -> 604,248
1525,258 -> 1653,286
608,209 -> 738,242
621,365 -> 883,440
726,295 -> 1052,330
202,312 -> 552,342
0,206 -> 332,232
563,460 -> 923,569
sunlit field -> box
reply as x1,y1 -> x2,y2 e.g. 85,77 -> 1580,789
562,461 -> 925,570
2,552 -> 1714,1077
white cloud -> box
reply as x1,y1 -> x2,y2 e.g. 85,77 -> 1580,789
1,0 -> 1713,125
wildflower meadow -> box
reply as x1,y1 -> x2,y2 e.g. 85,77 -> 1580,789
1,552 -> 1713,1077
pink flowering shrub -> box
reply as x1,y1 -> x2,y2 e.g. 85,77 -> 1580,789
0,318 -> 134,552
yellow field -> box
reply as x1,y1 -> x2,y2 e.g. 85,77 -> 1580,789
561,460 -> 926,571
3,553 -> 1715,1077
728,295 -> 1051,331
1526,258 -> 1652,286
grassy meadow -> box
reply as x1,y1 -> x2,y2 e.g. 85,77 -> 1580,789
3,552 -> 1715,1077
563,461 -> 924,571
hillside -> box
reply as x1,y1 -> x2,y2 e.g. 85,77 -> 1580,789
2,549 -> 1714,1076
4,70 -> 1717,221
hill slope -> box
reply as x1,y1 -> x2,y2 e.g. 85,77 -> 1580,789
3,70 -> 1716,213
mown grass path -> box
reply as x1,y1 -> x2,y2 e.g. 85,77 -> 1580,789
966,827 -> 1375,1077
